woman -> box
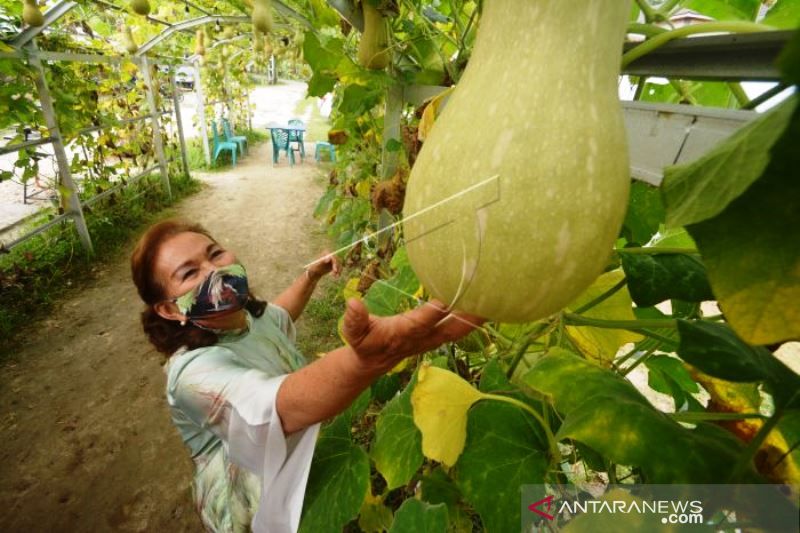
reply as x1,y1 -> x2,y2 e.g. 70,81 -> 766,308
130,219 -> 483,533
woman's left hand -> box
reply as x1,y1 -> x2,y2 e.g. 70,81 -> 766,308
307,249 -> 342,280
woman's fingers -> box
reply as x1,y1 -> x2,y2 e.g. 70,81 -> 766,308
342,298 -> 371,346
401,299 -> 451,333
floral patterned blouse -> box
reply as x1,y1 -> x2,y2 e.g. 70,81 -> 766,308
164,303 -> 321,533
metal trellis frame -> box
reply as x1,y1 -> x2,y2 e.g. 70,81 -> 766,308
140,56 -> 172,200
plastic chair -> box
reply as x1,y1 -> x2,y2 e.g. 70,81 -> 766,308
270,128 -> 295,166
315,141 -> 337,163
211,120 -> 237,166
222,118 -> 248,156
288,118 -> 305,161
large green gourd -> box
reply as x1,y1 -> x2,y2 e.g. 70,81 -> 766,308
252,0 -> 273,34
357,1 -> 390,70
403,0 -> 631,323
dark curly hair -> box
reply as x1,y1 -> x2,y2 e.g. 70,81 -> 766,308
130,219 -> 266,356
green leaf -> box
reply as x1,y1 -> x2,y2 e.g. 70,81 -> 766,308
454,400 -> 550,533
683,0 -> 761,21
388,499 -> 448,533
661,95 -> 797,228
299,409 -> 371,532
370,374 -> 424,489
685,96 -> 800,345
779,28 -> 800,86
676,320 -> 800,408
645,354 -> 700,394
358,493 -> 394,533
523,351 -> 753,483
370,373 -> 401,403
619,253 -> 714,307
364,252 -> 420,316
763,0 -> 800,29
621,181 -> 665,245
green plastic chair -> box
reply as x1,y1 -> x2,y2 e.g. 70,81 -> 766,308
211,120 -> 237,166
270,128 -> 295,166
288,118 -> 305,161
222,118 -> 248,156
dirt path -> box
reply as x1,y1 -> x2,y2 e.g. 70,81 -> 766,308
0,142 -> 330,532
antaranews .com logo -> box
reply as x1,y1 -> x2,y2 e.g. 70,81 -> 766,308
520,484 -> 799,532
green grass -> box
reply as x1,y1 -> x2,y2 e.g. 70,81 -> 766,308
293,97 -> 330,143
295,274 -> 347,359
0,172 -> 201,353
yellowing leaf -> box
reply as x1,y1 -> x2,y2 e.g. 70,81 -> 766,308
565,270 -> 642,366
388,357 -> 409,375
411,363 -> 485,467
343,277 -> 362,301
355,179 -> 372,199
417,86 -> 455,142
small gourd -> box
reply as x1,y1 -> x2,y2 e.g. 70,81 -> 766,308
121,25 -> 138,55
129,0 -> 150,16
195,29 -> 205,56
357,1 -> 390,70
252,0 -> 272,34
402,0 -> 632,323
22,0 -> 44,27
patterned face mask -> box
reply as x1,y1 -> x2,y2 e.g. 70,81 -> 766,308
172,263 -> 250,321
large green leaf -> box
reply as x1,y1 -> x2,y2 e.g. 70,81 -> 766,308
303,31 -> 343,97
661,95 -> 797,228
683,0 -> 761,21
763,0 -> 800,28
619,252 -> 714,306
676,320 -> 800,408
370,374 -> 424,489
299,393 -> 371,533
454,361 -> 550,533
522,351 -> 753,483
685,96 -> 800,345
299,428 -> 369,532
364,248 -> 420,316
388,499 -> 448,533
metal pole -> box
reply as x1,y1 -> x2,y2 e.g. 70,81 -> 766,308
381,85 -> 403,179
140,56 -> 172,199
194,59 -> 212,166
170,71 -> 190,177
26,41 -> 93,254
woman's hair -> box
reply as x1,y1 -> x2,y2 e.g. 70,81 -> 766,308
130,219 -> 267,356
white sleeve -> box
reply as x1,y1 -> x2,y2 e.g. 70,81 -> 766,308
170,349 -> 321,533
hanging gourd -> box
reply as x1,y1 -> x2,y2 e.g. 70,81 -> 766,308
195,29 -> 206,56
252,0 -> 272,34
121,25 -> 138,55
402,0 -> 632,323
22,0 -> 44,27
129,0 -> 150,16
357,1 -> 390,70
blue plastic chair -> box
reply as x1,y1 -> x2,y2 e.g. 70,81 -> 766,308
270,128 -> 295,166
315,141 -> 337,163
211,120 -> 237,166
222,118 -> 248,156
288,118 -> 305,161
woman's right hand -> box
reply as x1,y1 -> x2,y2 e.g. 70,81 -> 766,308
341,297 -> 485,375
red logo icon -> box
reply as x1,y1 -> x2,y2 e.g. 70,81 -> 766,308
528,494 -> 555,520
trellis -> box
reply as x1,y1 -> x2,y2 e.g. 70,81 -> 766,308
0,0 -> 308,253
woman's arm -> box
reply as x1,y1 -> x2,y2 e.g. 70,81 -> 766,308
275,298 -> 484,435
272,269 -> 320,322
273,250 -> 341,321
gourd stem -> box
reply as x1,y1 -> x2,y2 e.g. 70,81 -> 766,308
617,247 -> 698,255
627,23 -> 668,37
572,278 -> 627,315
634,0 -> 658,22
506,322 -> 553,379
563,312 -> 677,330
657,0 -> 682,17
622,22 -> 776,68
482,392 -> 560,463
728,82 -> 750,107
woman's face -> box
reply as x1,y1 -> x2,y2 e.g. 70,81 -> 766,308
152,231 -> 237,321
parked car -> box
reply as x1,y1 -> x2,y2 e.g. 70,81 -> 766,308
175,66 -> 194,90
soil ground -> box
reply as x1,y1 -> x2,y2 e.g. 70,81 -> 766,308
0,141 -> 333,532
